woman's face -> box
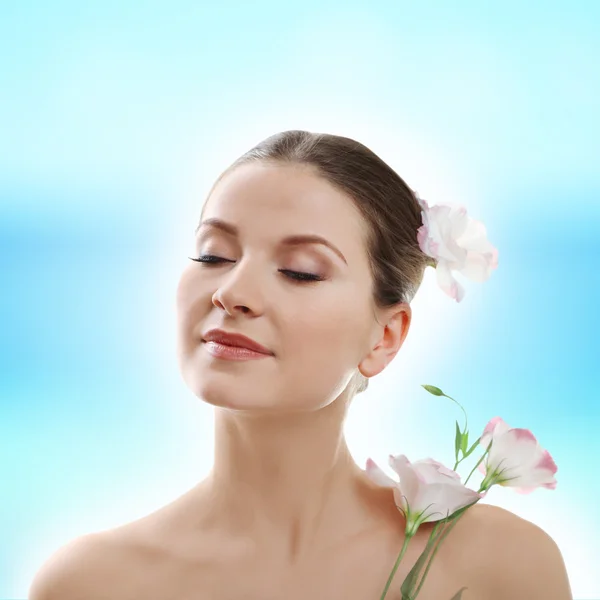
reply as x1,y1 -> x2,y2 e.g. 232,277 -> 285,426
176,161 -> 399,413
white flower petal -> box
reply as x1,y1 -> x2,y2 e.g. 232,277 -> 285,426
480,416 -> 511,449
365,458 -> 397,488
459,251 -> 495,282
456,218 -> 492,252
435,261 -> 466,302
389,455 -> 423,506
449,205 -> 470,241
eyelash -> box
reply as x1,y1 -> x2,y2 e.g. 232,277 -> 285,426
188,255 -> 324,283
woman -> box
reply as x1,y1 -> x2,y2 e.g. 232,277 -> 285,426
29,131 -> 572,599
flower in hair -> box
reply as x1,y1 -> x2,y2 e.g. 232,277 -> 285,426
415,195 -> 499,302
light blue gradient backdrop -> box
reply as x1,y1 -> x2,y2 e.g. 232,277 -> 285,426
1,1 -> 598,598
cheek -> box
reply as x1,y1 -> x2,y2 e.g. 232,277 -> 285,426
175,266 -> 208,315
175,272 -> 205,346
175,279 -> 191,328
175,271 -> 190,311
287,303 -> 367,362
276,306 -> 368,408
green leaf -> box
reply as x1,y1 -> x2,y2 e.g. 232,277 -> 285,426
460,430 -> 469,454
448,586 -> 468,599
454,420 -> 461,461
463,437 -> 481,459
422,384 -> 444,396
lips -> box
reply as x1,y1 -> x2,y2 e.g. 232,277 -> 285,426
202,328 -> 274,356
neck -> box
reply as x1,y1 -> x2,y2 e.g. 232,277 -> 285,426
196,395 -> 387,564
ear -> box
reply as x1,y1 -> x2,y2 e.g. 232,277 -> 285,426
357,303 -> 412,379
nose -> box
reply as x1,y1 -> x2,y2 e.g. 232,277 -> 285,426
211,258 -> 264,316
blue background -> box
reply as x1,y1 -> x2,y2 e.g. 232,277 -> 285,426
1,1 -> 598,598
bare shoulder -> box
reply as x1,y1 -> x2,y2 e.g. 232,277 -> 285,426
455,503 -> 573,599
28,531 -> 133,600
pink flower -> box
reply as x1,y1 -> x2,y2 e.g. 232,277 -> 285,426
478,416 -> 558,494
416,195 -> 499,302
366,455 -> 483,536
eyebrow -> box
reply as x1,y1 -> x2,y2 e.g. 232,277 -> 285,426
195,218 -> 348,265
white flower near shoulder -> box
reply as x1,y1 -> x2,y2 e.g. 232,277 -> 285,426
416,194 -> 499,302
366,455 -> 483,537
478,416 -> 558,494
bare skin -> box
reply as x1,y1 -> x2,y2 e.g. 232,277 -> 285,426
61,483 -> 493,600
30,489 -> 572,600
28,161 -> 573,599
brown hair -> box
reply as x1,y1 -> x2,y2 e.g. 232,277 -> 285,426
201,130 -> 437,394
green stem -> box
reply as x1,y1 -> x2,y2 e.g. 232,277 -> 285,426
380,533 -> 413,600
443,394 -> 468,434
463,442 -> 492,486
411,509 -> 469,599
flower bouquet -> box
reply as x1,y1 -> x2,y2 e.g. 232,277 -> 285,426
366,384 -> 558,600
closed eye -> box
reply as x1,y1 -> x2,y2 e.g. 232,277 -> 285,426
188,255 -> 324,283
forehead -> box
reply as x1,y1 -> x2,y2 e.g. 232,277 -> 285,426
202,162 -> 366,239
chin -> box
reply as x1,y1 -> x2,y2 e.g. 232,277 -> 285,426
188,376 -> 275,411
